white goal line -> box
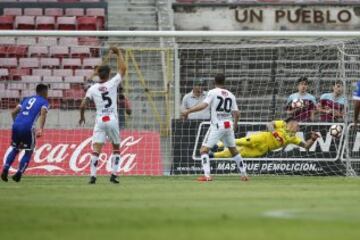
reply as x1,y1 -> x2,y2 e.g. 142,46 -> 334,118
1,30 -> 360,38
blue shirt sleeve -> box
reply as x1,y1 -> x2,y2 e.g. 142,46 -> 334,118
353,82 -> 360,100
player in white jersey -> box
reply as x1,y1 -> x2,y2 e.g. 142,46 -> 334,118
79,47 -> 127,184
181,74 -> 249,182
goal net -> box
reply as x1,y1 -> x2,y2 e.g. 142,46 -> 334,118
0,31 -> 359,177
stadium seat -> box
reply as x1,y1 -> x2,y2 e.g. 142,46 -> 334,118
75,69 -> 93,78
18,0 -> 38,2
86,8 -> 105,29
0,90 -> 20,98
15,16 -> 35,30
8,83 -> 25,90
21,90 -> 36,98
53,69 -> 73,77
24,8 -> 43,16
29,45 -> 49,57
3,8 -> 22,16
0,46 -> 7,57
19,58 -> 40,68
21,75 -> 41,83
83,58 -> 102,69
65,8 -> 84,17
44,8 -> 64,17
0,58 -> 17,68
0,37 -> 16,45
78,37 -> 100,46
0,83 -> 5,91
0,16 -> 14,30
71,46 -> 91,58
7,45 -> 28,58
51,83 -> 70,90
80,0 -> 100,2
9,68 -> 31,80
0,69 -> 9,80
38,0 -> 59,2
59,37 -> 78,46
57,17 -> 76,30
64,88 -> 84,99
43,76 -> 62,83
17,37 -> 37,45
36,16 -> 56,30
32,69 -> 52,77
50,46 -> 69,58
62,58 -> 81,69
38,37 -> 58,46
64,76 -> 84,83
40,58 -> 60,69
48,90 -> 63,98
77,17 -> 97,30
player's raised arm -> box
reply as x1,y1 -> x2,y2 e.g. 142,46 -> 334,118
110,47 -> 127,77
181,102 -> 209,120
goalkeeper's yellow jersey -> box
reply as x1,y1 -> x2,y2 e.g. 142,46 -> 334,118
267,120 -> 302,151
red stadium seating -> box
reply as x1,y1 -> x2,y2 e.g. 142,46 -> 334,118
44,76 -> 62,83
0,16 -> 14,30
15,16 -> 35,29
44,8 -> 64,17
50,46 -> 69,58
75,69 -> 93,78
62,58 -> 81,69
17,37 -> 37,45
21,76 -> 41,83
29,45 -> 49,57
64,76 -> 84,83
86,8 -> 105,29
51,83 -> 70,90
0,46 -> 7,57
53,69 -> 73,77
64,88 -> 84,100
7,45 -> 28,58
65,8 -> 84,17
57,16 -> 76,30
77,17 -> 97,30
38,37 -> 58,46
40,58 -> 60,69
24,8 -> 43,16
83,58 -> 102,69
3,8 -> 22,17
71,46 -> 91,58
9,68 -> 31,80
19,58 -> 40,68
59,37 -> 78,46
0,37 -> 16,45
0,58 -> 17,68
36,16 -> 56,30
8,83 -> 26,90
0,69 -> 9,80
32,69 -> 52,77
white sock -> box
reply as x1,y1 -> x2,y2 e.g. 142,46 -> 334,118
90,154 -> 99,177
111,154 -> 121,175
233,154 -> 246,176
201,154 -> 211,177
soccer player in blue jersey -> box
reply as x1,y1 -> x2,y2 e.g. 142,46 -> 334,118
1,84 -> 49,182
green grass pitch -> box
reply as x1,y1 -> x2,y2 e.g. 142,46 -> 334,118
0,176 -> 359,240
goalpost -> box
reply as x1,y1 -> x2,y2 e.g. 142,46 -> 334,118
0,30 -> 359,177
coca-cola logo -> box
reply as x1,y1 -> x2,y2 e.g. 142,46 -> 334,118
3,136 -> 143,174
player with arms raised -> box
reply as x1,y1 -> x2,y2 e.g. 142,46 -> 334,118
79,47 -> 126,184
182,74 -> 248,181
1,84 -> 49,182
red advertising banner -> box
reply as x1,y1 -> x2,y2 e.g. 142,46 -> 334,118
0,129 -> 162,176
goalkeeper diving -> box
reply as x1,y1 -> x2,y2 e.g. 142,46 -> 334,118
209,117 -> 320,158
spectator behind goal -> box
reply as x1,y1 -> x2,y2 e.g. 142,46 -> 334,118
318,81 -> 345,122
286,76 -> 317,122
181,79 -> 210,120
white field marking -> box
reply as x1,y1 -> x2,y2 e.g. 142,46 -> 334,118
262,209 -> 299,219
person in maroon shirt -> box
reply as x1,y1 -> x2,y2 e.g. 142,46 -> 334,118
318,81 -> 345,122
286,77 -> 317,122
